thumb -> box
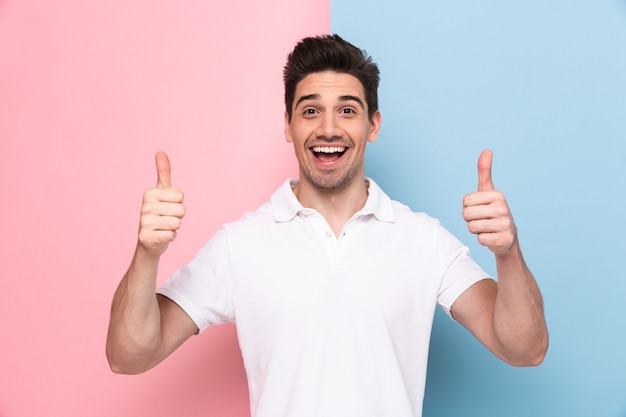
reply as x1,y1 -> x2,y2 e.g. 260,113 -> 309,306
477,149 -> 494,191
155,151 -> 172,188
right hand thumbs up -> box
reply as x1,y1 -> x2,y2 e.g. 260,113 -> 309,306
137,152 -> 186,256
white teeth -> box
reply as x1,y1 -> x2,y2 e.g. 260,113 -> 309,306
312,146 -> 346,153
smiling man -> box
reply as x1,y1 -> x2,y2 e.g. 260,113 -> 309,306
286,70 -> 381,236
106,34 -> 548,417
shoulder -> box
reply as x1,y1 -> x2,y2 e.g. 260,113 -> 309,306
221,179 -> 295,231
222,200 -> 274,235
366,177 -> 441,228
375,191 -> 463,250
388,199 -> 443,232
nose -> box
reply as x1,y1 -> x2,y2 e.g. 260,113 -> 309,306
316,112 -> 342,139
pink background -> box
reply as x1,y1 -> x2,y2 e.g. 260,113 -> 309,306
1,1 -> 329,416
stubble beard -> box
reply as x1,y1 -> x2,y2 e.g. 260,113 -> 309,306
300,158 -> 363,192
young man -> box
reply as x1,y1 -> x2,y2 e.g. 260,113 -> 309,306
106,35 -> 548,417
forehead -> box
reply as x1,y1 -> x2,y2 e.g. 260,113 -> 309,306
294,71 -> 366,102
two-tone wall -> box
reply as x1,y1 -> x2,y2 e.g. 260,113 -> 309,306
2,1 -> 625,416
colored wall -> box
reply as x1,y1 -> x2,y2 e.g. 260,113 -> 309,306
2,0 -> 625,416
1,1 -> 327,416
332,0 -> 626,416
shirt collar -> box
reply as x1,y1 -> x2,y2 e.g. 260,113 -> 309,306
271,178 -> 395,223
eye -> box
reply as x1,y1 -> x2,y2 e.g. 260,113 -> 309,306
340,107 -> 357,116
302,108 -> 318,117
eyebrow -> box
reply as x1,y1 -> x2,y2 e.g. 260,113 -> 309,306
294,94 -> 365,110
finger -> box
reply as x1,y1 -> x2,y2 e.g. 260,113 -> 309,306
158,201 -> 186,218
144,187 -> 185,204
462,190 -> 501,209
155,151 -> 172,189
141,199 -> 186,219
466,217 -> 511,235
477,149 -> 494,192
141,212 -> 182,230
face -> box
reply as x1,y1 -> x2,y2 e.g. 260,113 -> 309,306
285,71 -> 381,192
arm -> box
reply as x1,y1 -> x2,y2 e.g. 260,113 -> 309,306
452,150 -> 548,367
106,152 -> 198,374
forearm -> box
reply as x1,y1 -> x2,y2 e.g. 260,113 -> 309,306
493,242 -> 548,366
106,244 -> 163,373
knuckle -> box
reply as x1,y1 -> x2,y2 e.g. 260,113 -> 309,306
168,188 -> 184,202
140,202 -> 155,215
143,188 -> 159,201
499,217 -> 515,234
477,234 -> 490,246
139,215 -> 152,228
138,230 -> 153,246
494,205 -> 509,217
160,230 -> 176,243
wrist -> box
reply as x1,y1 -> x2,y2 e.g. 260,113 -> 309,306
134,242 -> 163,264
493,238 -> 521,260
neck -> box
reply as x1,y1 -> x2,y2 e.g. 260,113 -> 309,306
293,177 -> 369,237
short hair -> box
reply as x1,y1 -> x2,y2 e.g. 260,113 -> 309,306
283,34 -> 380,121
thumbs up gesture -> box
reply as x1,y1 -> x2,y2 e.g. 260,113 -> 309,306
137,152 -> 186,256
462,150 -> 517,255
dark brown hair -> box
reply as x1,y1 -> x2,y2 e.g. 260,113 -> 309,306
283,34 -> 380,121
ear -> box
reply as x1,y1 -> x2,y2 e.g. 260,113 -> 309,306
284,111 -> 293,143
367,110 -> 382,143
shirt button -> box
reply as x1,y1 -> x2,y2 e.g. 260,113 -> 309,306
325,231 -> 332,238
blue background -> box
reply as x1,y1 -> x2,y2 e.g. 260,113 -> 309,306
332,1 -> 626,416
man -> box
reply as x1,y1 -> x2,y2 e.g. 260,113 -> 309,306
106,34 -> 548,417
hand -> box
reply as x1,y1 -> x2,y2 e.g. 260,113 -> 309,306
137,152 -> 186,256
462,150 -> 517,255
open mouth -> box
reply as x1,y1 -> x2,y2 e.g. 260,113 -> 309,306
311,146 -> 347,162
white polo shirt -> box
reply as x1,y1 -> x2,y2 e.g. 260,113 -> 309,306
157,178 -> 490,417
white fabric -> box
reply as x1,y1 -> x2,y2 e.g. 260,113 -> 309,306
157,178 -> 490,417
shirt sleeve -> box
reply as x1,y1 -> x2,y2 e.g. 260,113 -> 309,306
436,225 -> 492,319
156,226 -> 235,333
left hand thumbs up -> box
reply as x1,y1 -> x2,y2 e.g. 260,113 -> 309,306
463,150 -> 517,255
